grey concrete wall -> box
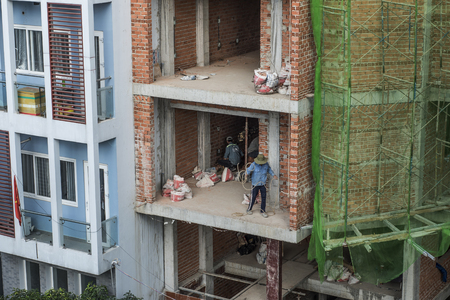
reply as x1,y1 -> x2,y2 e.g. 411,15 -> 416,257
1,253 -> 21,296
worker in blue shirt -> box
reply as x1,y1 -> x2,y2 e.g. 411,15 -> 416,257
245,153 -> 277,218
217,136 -> 243,171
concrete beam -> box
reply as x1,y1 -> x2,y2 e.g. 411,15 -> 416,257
199,225 -> 214,299
172,102 -> 268,119
133,83 -> 313,115
196,0 -> 209,67
268,112 -> 280,208
198,112 -> 211,170
135,204 -> 312,243
266,239 -> 282,300
161,0 -> 175,76
164,218 -> 178,292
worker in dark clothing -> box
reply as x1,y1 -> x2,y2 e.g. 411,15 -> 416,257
217,136 -> 243,171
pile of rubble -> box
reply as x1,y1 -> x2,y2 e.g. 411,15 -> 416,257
253,64 -> 291,95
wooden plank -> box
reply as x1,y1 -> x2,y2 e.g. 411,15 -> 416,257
413,214 -> 436,226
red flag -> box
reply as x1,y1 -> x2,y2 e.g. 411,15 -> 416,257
14,176 -> 22,226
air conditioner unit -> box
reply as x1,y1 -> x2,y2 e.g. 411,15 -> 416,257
24,216 -> 33,236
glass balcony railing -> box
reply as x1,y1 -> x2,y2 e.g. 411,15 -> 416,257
0,81 -> 6,112
15,82 -> 46,118
97,85 -> 113,122
21,209 -> 53,245
102,216 -> 117,252
60,217 -> 91,253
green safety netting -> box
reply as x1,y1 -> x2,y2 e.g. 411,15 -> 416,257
308,0 -> 450,284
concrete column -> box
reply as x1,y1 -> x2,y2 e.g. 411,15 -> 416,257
402,242 -> 420,300
67,270 -> 80,295
1,0 -> 16,113
39,263 -> 53,292
163,100 -> 176,182
48,138 -> 63,248
271,0 -> 282,72
164,218 -> 178,292
199,225 -> 214,300
197,112 -> 211,170
82,1 -> 102,261
1,254 -> 21,296
196,0 -> 209,67
266,239 -> 282,300
268,112 -> 280,208
161,0 -> 175,76
40,0 -> 52,119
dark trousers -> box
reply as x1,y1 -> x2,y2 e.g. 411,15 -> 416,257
217,159 -> 235,169
248,185 -> 266,213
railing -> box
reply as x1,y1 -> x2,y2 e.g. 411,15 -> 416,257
15,82 -> 46,118
101,216 -> 117,252
60,217 -> 91,253
97,85 -> 113,122
21,209 -> 53,245
0,71 -> 6,111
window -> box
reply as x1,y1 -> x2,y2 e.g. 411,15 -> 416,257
52,268 -> 68,291
26,261 -> 40,292
80,274 -> 96,293
21,151 -> 77,205
14,26 -> 44,73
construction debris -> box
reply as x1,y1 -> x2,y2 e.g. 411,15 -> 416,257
162,175 -> 193,201
253,64 -> 291,95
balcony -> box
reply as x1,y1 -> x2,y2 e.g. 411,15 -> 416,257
15,76 -> 46,118
60,217 -> 91,253
97,85 -> 113,122
101,215 -> 118,252
0,71 -> 6,111
22,209 -> 53,245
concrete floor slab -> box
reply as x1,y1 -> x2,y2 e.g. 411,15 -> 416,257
133,51 -> 312,115
136,178 -> 311,243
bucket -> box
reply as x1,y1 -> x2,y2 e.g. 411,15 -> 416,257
174,175 -> 185,189
171,190 -> 185,202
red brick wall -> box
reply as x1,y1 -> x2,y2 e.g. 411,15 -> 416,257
131,0 -> 152,84
178,222 -> 200,283
260,0 -> 316,101
419,252 -> 450,299
134,95 -> 156,203
174,0 -> 197,71
213,229 -> 239,265
290,0 -> 315,101
213,266 -> 249,298
279,113 -> 290,209
175,109 -> 198,177
209,0 -> 260,63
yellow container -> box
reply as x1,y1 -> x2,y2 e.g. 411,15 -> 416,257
18,87 -> 45,116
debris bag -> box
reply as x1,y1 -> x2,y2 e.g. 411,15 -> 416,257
180,75 -> 196,81
185,191 -> 193,199
348,274 -> 361,285
256,243 -> 268,264
222,167 -> 233,182
174,175 -> 184,189
206,172 -> 220,183
266,72 -> 279,88
170,190 -> 185,202
192,166 -> 202,174
337,268 -> 351,282
194,171 -> 204,180
253,69 -> 267,87
178,183 -> 191,193
162,188 -> 173,197
327,265 -> 344,282
256,84 -> 274,95
163,179 -> 174,189
196,175 -> 214,188
242,194 -> 250,205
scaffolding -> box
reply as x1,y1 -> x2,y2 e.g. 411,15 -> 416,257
309,0 -> 450,284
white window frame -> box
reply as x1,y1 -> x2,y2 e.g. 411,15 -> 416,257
21,150 -> 78,207
14,25 -> 45,76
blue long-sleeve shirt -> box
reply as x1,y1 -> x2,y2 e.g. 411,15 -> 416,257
224,144 -> 243,166
246,162 -> 274,186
